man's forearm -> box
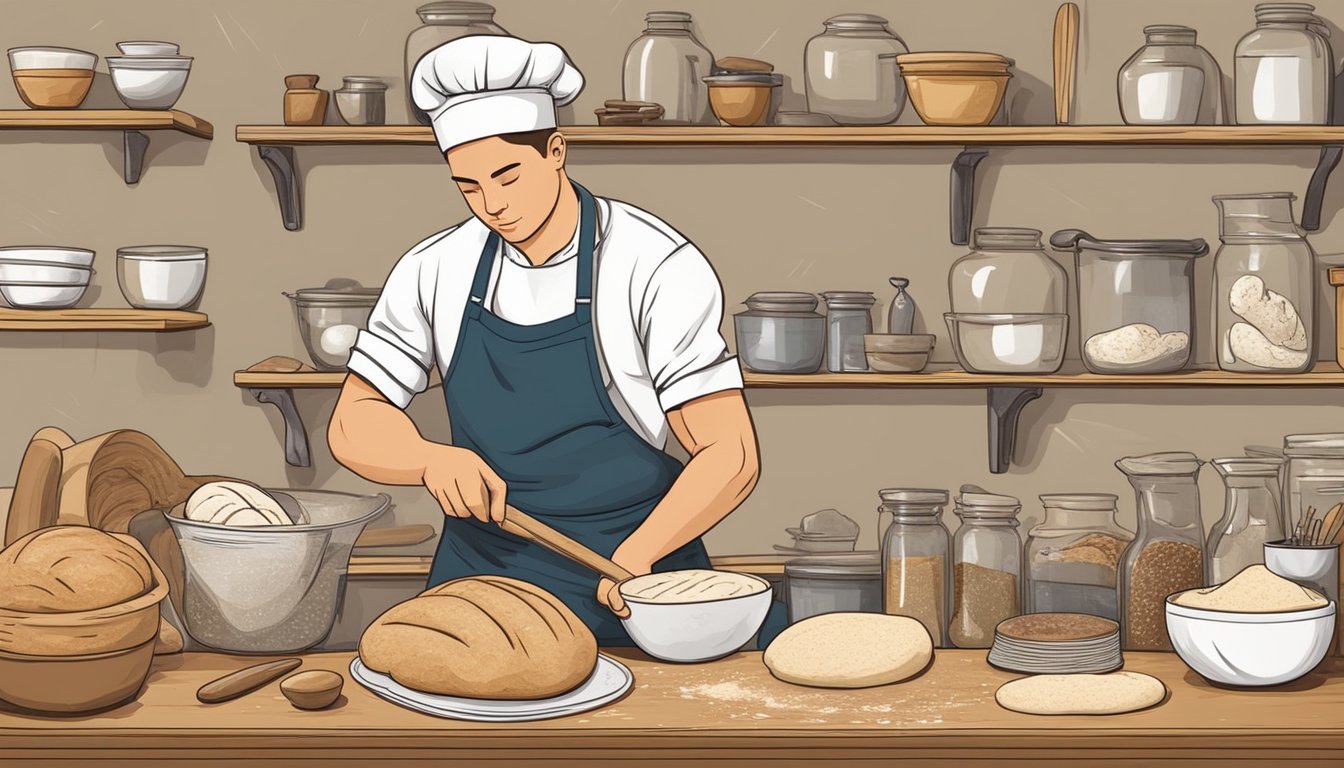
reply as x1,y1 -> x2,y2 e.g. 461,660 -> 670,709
328,381 -> 437,486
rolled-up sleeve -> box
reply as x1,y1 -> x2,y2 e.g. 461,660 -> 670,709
639,243 -> 744,412
347,251 -> 436,409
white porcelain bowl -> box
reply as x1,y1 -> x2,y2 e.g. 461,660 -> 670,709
0,246 -> 94,268
116,41 -> 180,56
7,46 -> 96,71
116,246 -> 206,309
0,283 -> 87,309
1165,597 -> 1336,687
0,262 -> 92,284
620,574 -> 772,663
107,56 -> 191,109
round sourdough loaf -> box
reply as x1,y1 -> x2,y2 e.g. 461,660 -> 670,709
184,481 -> 291,526
763,612 -> 933,688
0,526 -> 154,612
359,575 -> 598,700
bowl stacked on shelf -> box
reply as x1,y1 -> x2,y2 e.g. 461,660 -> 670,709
0,246 -> 95,309
897,52 -> 1013,126
107,40 -> 191,110
6,47 -> 97,109
116,245 -> 208,309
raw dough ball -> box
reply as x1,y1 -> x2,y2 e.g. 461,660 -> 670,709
319,324 -> 359,356
1084,324 -> 1189,367
763,612 -> 933,688
0,526 -> 153,613
281,670 -> 344,710
1228,275 -> 1307,351
185,481 -> 291,527
619,569 -> 768,603
359,575 -> 597,700
1172,564 -> 1328,612
995,671 -> 1167,715
1228,323 -> 1310,370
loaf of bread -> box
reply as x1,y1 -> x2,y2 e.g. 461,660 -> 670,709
0,526 -> 154,613
359,575 -> 597,700
184,481 -> 291,526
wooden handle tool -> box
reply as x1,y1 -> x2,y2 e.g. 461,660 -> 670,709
1053,2 -> 1080,125
353,524 -> 436,549
197,658 -> 303,704
498,505 -> 634,583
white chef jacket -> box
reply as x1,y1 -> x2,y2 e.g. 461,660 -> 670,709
347,195 -> 744,449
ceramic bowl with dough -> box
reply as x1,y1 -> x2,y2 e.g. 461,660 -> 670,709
1166,595 -> 1335,687
619,569 -> 772,663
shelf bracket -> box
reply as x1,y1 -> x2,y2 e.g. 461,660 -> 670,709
986,386 -> 1042,474
1302,144 -> 1343,232
257,145 -> 302,232
949,146 -> 989,246
247,387 -> 312,468
123,130 -> 149,185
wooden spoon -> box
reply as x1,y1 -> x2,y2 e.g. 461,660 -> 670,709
197,658 -> 303,704
498,505 -> 634,583
1053,2 -> 1080,125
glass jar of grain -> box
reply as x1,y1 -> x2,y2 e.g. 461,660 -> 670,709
949,487 -> 1023,649
879,488 -> 951,647
1116,452 -> 1207,651
1208,457 -> 1285,583
1026,494 -> 1133,621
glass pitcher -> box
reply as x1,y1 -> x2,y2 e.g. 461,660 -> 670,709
1115,452 -> 1206,651
1208,457 -> 1284,583
404,2 -> 508,125
623,11 -> 715,125
1118,25 -> 1226,125
1212,193 -> 1316,373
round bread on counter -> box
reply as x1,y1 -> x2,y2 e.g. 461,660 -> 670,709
184,481 -> 291,527
763,612 -> 933,688
359,575 -> 597,700
281,670 -> 344,710
995,671 -> 1167,715
619,569 -> 769,604
0,526 -> 154,613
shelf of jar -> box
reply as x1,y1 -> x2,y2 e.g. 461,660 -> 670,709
0,308 -> 209,331
1,110 -> 215,184
743,364 -> 1344,388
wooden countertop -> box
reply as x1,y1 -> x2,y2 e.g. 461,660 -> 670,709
2,650 -> 1341,767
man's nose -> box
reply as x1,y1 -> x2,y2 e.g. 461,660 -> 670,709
481,190 -> 507,218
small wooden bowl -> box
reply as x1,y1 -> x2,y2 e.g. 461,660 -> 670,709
281,670 -> 343,710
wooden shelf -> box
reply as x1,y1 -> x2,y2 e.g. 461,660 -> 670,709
234,370 -> 347,388
0,109 -> 214,184
745,365 -> 1344,388
0,308 -> 209,331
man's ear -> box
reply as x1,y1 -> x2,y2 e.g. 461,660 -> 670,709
548,132 -> 567,168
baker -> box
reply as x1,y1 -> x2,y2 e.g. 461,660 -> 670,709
329,35 -> 782,646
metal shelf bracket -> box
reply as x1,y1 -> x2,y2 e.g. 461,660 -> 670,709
257,145 -> 302,231
247,387 -> 312,467
987,386 -> 1042,474
1302,144 -> 1343,232
950,146 -> 989,246
123,130 -> 149,185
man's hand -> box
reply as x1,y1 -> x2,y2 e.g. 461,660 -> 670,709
421,444 -> 508,524
596,548 -> 654,619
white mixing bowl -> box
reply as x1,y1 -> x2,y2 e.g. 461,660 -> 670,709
1165,596 -> 1336,687
620,571 -> 772,663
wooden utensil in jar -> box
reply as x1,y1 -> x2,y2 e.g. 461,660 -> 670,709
1053,2 -> 1080,125
499,506 -> 634,583
197,658 -> 303,704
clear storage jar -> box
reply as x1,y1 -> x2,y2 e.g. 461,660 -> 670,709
1116,452 -> 1206,651
1213,193 -> 1317,373
1282,433 -> 1344,537
821,291 -> 876,372
879,489 -> 951,646
1050,229 -> 1208,374
1026,494 -> 1133,620
733,292 -> 825,374
950,228 -> 1067,314
404,2 -> 508,125
1118,25 -> 1226,125
1208,457 -> 1285,583
949,489 -> 1022,649
1234,3 -> 1333,124
804,14 -> 908,125
623,11 -> 715,125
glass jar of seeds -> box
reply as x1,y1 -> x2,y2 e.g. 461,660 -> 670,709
879,488 -> 951,647
949,487 -> 1023,649
1026,494 -> 1134,620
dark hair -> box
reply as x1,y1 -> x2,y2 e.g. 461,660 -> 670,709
499,128 -> 559,157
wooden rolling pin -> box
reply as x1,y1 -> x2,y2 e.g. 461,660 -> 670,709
197,658 -> 303,704
499,505 -> 634,583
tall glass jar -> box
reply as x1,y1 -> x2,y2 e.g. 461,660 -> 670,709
949,228 -> 1068,314
880,489 -> 951,647
1026,494 -> 1134,620
1208,457 -> 1285,583
1235,3 -> 1334,124
1213,193 -> 1316,373
804,14 -> 908,125
404,2 -> 508,126
1116,452 -> 1206,651
1119,25 -> 1226,125
821,291 -> 876,372
1282,433 -> 1344,538
949,488 -> 1022,649
623,11 -> 715,125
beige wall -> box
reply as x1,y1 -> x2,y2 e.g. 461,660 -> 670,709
2,0 -> 1343,557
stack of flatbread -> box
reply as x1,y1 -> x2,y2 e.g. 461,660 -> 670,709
988,613 -> 1122,675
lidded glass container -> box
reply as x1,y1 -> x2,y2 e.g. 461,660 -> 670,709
1115,452 -> 1206,651
950,228 -> 1068,314
821,291 -> 876,372
1050,229 -> 1208,374
1208,457 -> 1285,583
1118,25 -> 1226,125
1026,494 -> 1133,620
1213,193 -> 1316,373
733,292 -> 825,374
623,11 -> 716,125
1234,3 -> 1334,124
879,489 -> 951,647
804,14 -> 908,125
404,2 -> 508,125
1282,433 -> 1344,538
948,486 -> 1022,649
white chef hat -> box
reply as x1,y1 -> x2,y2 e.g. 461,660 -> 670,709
411,35 -> 585,153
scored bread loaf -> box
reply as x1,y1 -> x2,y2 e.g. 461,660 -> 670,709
359,575 -> 598,700
184,481 -> 291,526
0,526 -> 154,612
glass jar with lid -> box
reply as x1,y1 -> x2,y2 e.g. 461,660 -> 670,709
623,11 -> 716,125
1213,193 -> 1316,373
821,291 -> 876,372
733,292 -> 825,374
879,489 -> 951,646
1234,3 -> 1334,124
1115,452 -> 1206,651
1282,433 -> 1344,538
948,487 -> 1022,649
804,14 -> 908,125
1050,229 -> 1208,374
1026,494 -> 1133,620
404,2 -> 508,125
1208,457 -> 1285,583
1118,25 -> 1226,125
